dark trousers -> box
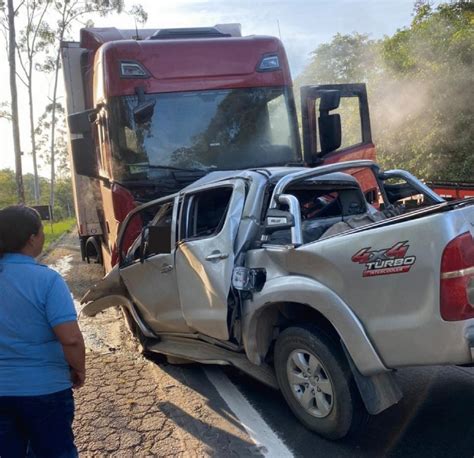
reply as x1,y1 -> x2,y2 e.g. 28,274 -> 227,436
0,388 -> 77,458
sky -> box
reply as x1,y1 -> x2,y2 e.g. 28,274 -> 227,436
0,0 -> 421,174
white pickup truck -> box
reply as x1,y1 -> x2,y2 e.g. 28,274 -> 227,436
82,159 -> 474,439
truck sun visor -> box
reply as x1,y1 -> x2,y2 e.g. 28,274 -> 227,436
120,61 -> 149,78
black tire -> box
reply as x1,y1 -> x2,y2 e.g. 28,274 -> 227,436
274,325 -> 367,440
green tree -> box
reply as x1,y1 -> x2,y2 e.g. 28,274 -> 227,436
16,0 -> 52,203
1,168 -> 74,219
296,2 -> 474,181
298,32 -> 379,86
0,168 -> 17,208
37,0 -> 125,211
1,0 -> 25,203
35,1 -> 147,210
36,102 -> 69,179
54,178 -> 73,219
377,1 -> 474,180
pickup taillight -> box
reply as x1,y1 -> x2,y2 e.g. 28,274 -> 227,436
440,232 -> 474,321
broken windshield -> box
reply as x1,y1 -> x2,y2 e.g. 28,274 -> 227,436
107,87 -> 299,182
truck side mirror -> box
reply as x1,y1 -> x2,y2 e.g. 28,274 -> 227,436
133,85 -> 155,124
68,108 -> 99,178
319,90 -> 340,111
319,113 -> 341,154
264,209 -> 295,234
68,108 -> 98,134
70,136 -> 99,178
133,100 -> 155,124
318,90 -> 342,155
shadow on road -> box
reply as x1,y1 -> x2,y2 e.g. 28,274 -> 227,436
158,401 -> 264,457
222,364 -> 474,457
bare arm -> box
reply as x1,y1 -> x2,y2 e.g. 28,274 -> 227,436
53,321 -> 86,389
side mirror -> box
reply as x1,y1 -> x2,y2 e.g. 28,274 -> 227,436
318,90 -> 342,155
319,90 -> 340,111
133,86 -> 155,124
68,108 -> 98,134
68,108 -> 99,178
264,209 -> 295,235
133,100 -> 155,124
319,113 -> 341,154
70,136 -> 99,178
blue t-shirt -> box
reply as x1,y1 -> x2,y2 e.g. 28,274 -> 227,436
0,253 -> 77,396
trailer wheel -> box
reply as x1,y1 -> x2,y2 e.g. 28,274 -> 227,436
85,236 -> 102,265
274,326 -> 367,440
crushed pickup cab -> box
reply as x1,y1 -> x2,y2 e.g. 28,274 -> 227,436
82,159 -> 474,439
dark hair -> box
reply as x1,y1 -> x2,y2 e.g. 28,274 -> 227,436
0,205 -> 42,256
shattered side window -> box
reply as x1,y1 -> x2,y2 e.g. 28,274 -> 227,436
184,187 -> 233,240
120,201 -> 173,265
144,203 -> 174,257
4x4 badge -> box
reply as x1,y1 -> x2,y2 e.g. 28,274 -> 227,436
351,241 -> 416,277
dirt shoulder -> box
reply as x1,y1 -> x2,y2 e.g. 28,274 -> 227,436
42,232 -> 258,457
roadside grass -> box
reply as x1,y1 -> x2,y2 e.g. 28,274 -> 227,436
43,218 -> 76,251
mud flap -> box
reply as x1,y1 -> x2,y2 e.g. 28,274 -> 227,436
342,344 -> 403,415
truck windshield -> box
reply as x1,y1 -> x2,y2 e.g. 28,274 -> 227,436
107,87 -> 299,182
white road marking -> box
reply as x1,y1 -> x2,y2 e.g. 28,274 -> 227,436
204,367 -> 293,458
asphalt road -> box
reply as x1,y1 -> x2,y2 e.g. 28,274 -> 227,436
219,363 -> 474,457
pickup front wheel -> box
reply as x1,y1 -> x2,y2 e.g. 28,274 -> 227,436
274,326 -> 365,440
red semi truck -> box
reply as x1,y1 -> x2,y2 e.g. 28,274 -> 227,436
62,24 -> 377,272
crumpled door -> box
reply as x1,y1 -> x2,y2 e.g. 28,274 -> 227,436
176,179 -> 246,340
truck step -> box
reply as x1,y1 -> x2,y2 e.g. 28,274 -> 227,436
147,336 -> 278,389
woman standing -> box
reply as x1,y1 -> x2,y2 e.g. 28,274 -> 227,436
0,205 -> 85,457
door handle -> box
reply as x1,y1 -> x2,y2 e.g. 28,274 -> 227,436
205,252 -> 229,262
160,264 -> 173,273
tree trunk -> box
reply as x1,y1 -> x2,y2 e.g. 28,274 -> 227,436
7,0 -> 25,204
49,46 -> 61,215
28,72 -> 40,203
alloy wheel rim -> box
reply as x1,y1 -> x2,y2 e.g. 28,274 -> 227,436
286,349 -> 334,418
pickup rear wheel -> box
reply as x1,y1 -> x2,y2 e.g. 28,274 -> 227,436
274,326 -> 365,440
